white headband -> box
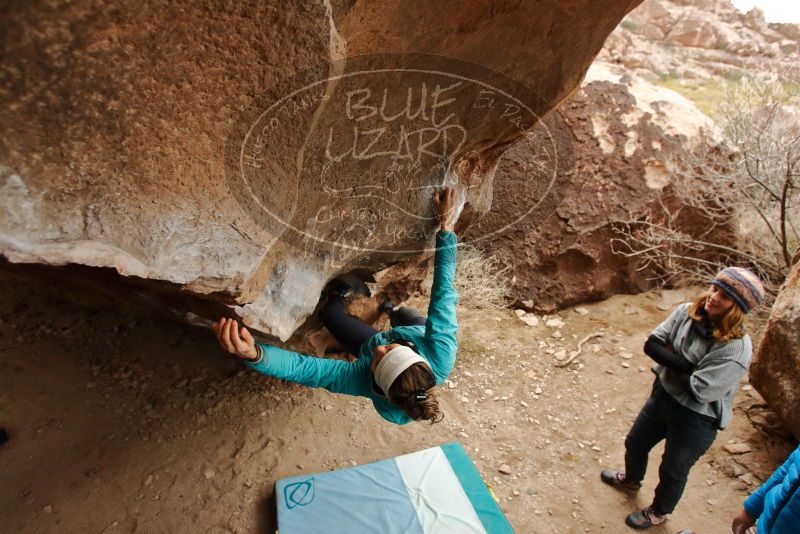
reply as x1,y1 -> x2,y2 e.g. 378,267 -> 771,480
374,345 -> 428,397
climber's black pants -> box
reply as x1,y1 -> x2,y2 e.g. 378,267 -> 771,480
319,296 -> 426,355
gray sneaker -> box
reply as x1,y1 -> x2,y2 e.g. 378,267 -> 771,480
626,506 -> 667,529
600,469 -> 642,491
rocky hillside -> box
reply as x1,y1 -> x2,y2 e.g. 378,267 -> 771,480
601,0 -> 800,83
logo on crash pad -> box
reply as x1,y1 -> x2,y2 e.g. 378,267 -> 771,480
284,478 -> 315,509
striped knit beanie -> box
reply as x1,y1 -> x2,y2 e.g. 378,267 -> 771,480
712,267 -> 765,314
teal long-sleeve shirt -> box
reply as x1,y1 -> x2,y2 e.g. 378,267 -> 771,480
244,230 -> 459,425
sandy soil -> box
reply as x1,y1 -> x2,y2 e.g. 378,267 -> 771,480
1,274 -> 795,534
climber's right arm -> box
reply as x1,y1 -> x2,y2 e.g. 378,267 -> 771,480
212,318 -> 369,396
246,343 -> 369,396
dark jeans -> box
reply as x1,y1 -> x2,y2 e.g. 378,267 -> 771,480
624,380 -> 718,515
319,296 -> 426,355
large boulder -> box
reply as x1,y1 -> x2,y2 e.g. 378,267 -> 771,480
664,7 -> 741,50
462,63 -> 725,310
750,255 -> 800,440
0,0 -> 641,341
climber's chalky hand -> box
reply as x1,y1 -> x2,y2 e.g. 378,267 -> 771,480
212,317 -> 259,361
434,187 -> 459,232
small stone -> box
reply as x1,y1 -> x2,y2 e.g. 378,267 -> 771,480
551,331 -> 562,340
623,305 -> 639,315
458,431 -> 469,439
534,386 -> 543,395
706,498 -> 717,506
447,380 -> 456,389
638,366 -> 646,372
520,401 -> 529,408
574,307 -> 589,316
705,479 -> 715,486
545,318 -> 564,329
522,300 -> 534,309
722,459 -> 745,477
512,489 -> 520,496
619,352 -> 633,360
498,464 -> 512,475
519,315 -> 539,327
324,404 -> 334,411
554,349 -> 567,361
621,362 -> 630,368
43,505 -> 53,514
514,309 -> 527,317
739,473 -> 757,486
525,370 -> 536,379
203,469 -> 216,479
724,443 -> 752,455
484,388 -> 494,396
742,384 -> 752,391
591,445 -> 601,452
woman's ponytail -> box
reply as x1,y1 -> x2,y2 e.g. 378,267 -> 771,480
389,363 -> 444,424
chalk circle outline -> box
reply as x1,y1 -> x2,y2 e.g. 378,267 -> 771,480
231,53 -> 560,255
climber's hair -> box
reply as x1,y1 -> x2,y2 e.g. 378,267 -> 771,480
388,363 -> 444,424
688,290 -> 746,342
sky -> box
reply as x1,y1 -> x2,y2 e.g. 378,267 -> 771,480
730,0 -> 800,23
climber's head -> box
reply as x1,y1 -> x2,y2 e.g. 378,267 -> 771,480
687,267 -> 764,342
372,344 -> 443,423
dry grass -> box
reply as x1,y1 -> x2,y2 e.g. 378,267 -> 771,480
453,244 -> 512,309
424,243 -> 511,310
656,76 -> 735,118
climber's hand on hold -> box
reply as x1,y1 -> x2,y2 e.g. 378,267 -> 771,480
212,317 -> 259,361
434,187 -> 459,232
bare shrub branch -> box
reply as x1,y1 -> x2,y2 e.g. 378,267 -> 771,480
613,74 -> 800,304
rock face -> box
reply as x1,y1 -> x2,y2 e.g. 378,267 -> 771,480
750,257 -> 800,440
0,0 -> 641,340
601,0 -> 800,80
462,62 -> 725,310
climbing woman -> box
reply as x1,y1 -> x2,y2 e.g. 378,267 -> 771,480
212,187 -> 461,425
600,267 -> 765,529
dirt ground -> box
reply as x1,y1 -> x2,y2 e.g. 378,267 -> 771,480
1,274 -> 796,534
